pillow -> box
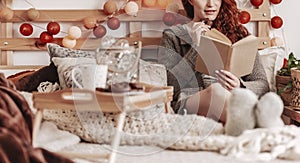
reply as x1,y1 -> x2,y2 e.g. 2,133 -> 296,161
47,43 -> 95,60
11,63 -> 59,92
139,60 -> 167,86
7,70 -> 35,84
52,57 -> 96,89
258,46 -> 285,92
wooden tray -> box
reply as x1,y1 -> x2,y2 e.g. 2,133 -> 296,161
32,83 -> 173,113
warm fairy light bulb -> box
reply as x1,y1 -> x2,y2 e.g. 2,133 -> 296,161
270,0 -> 282,5
107,17 -> 120,30
47,22 -> 60,35
166,3 -> 179,13
143,0 -> 156,7
62,36 -> 77,48
82,16 -> 97,29
271,16 -> 283,29
19,23 -> 34,36
27,8 -> 40,21
163,12 -> 176,26
68,26 -> 82,39
93,25 -> 107,38
239,11 -> 251,24
270,37 -> 284,46
250,0 -> 263,7
124,1 -> 139,16
0,7 -> 14,21
103,0 -> 118,15
157,0 -> 169,8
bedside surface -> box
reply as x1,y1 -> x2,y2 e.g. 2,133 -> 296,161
283,106 -> 300,125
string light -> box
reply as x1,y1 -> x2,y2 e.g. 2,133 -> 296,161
3,0 -> 141,46
90,0 -> 139,38
271,3 -> 290,56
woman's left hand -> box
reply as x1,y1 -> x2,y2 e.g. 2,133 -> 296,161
215,70 -> 240,91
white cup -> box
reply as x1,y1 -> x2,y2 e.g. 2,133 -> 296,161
71,64 -> 108,90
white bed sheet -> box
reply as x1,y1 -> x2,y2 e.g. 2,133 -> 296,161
61,143 -> 299,163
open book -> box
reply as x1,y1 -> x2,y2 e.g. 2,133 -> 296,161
194,28 -> 258,77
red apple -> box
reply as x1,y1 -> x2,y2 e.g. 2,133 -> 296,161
47,22 -> 60,35
93,25 -> 107,38
270,0 -> 282,5
271,16 -> 283,29
250,0 -> 263,7
107,17 -> 120,30
39,31 -> 53,44
19,23 -> 33,36
163,13 -> 176,26
239,11 -> 251,24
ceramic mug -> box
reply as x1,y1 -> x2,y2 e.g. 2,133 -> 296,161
71,64 -> 108,90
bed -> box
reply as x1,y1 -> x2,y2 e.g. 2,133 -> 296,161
1,0 -> 298,163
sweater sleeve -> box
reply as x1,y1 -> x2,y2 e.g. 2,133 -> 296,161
240,53 -> 270,96
158,29 -> 204,112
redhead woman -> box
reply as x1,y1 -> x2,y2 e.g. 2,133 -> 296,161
158,0 -> 269,123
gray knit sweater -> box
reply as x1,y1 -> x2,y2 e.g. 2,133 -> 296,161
157,25 -> 269,113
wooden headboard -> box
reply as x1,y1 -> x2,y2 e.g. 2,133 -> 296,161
0,0 -> 271,70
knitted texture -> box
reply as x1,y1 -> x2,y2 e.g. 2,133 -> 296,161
33,77 -> 224,149
42,105 -> 225,149
59,126 -> 300,162
20,86 -> 300,161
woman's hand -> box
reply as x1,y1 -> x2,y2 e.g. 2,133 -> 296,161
187,21 -> 211,46
215,70 -> 241,91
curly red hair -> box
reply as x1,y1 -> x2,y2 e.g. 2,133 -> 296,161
182,0 -> 249,43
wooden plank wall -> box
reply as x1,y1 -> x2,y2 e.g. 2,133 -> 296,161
0,0 -> 271,68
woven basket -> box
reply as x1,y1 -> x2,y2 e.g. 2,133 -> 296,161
291,68 -> 300,107
276,74 -> 292,106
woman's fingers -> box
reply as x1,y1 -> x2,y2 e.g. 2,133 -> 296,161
215,72 -> 232,90
192,22 -> 211,32
215,70 -> 240,90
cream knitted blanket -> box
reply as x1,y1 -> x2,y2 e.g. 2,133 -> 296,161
20,85 -> 300,162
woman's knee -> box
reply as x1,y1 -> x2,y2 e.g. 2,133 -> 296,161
207,83 -> 230,101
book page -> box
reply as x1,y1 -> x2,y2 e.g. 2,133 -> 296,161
233,35 -> 257,47
229,36 -> 258,77
195,34 -> 258,77
205,28 -> 232,45
195,35 -> 231,76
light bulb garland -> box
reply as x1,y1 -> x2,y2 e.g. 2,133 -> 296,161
124,1 -> 139,16
270,0 -> 289,57
27,8 -> 40,21
163,12 -> 176,26
250,0 -> 263,7
107,17 -> 121,30
143,0 -> 157,8
270,0 -> 284,29
88,0 -> 140,38
62,26 -> 82,48
142,0 -> 172,9
270,0 -> 282,5
19,23 -> 33,36
103,0 -> 118,15
162,3 -> 181,26
0,7 -> 14,21
82,16 -> 98,30
246,0 -> 284,29
7,0 -> 141,48
6,0 -> 286,49
239,10 -> 251,24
